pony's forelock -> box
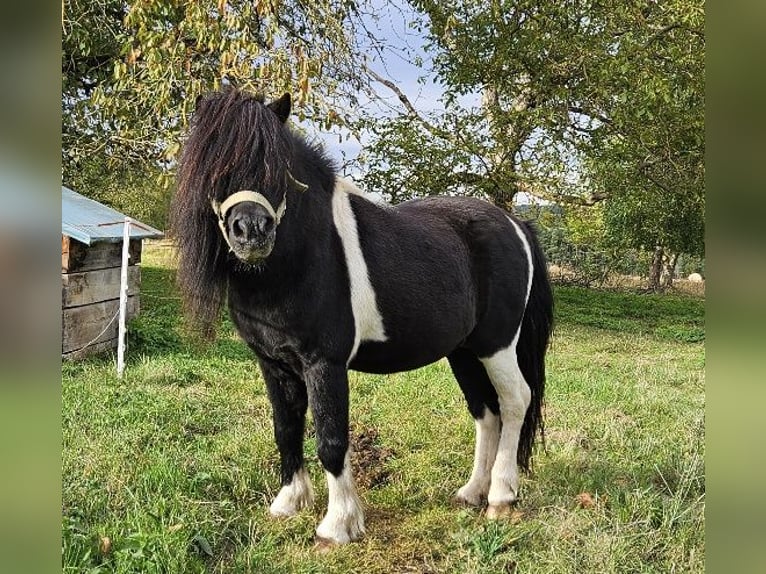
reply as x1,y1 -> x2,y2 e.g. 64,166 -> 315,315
170,87 -> 292,338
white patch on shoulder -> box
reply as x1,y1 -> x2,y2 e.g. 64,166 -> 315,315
269,468 -> 314,517
332,184 -> 387,363
334,176 -> 365,197
316,452 -> 365,544
335,176 -> 388,205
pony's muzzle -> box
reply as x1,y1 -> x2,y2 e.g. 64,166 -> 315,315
231,208 -> 274,241
228,204 -> 276,261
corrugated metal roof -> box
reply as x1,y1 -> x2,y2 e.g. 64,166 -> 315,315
62,186 -> 164,245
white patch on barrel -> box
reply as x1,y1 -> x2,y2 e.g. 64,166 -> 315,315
331,185 -> 387,364
316,452 -> 365,543
269,468 -> 314,517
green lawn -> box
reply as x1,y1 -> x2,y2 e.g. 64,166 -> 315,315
62,248 -> 705,573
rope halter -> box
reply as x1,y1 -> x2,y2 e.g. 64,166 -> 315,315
210,171 -> 309,252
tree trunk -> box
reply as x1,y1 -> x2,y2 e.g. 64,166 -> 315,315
648,245 -> 664,292
660,251 -> 679,291
481,84 -> 526,210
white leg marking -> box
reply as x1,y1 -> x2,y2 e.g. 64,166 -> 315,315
332,186 -> 387,364
316,452 -> 365,544
480,217 -> 535,510
482,342 -> 531,507
269,468 -> 314,517
456,411 -> 500,506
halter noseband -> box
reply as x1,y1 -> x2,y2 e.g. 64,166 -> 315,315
210,172 -> 309,252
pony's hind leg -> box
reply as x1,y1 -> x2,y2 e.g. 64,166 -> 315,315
259,358 -> 315,517
480,340 -> 531,518
447,348 -> 501,507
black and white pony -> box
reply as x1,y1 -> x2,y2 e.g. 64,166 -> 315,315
170,88 -> 553,546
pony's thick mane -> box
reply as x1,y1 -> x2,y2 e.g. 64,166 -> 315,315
170,87 -> 293,338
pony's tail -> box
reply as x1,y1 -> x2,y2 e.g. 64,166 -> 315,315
516,221 -> 554,472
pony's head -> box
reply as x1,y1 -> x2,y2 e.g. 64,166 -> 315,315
170,88 -> 295,335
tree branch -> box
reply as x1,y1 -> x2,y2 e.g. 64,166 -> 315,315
640,162 -> 672,195
366,67 -> 498,178
646,23 -> 682,45
366,69 -> 523,201
646,23 -> 705,46
367,67 -> 425,118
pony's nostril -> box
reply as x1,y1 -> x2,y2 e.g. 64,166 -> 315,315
231,217 -> 248,239
256,215 -> 274,235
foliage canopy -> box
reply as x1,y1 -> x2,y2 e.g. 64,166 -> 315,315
357,0 -> 704,259
62,0 -> 368,216
62,0 -> 705,267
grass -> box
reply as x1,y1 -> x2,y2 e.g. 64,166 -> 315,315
62,245 -> 705,573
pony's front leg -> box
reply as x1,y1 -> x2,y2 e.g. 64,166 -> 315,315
305,362 -> 364,545
259,358 -> 314,517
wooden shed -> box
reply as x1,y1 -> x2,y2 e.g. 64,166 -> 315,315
62,187 -> 163,359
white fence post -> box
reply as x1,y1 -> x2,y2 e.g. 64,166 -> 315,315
117,217 -> 132,378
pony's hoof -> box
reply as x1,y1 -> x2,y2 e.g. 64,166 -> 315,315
269,500 -> 302,518
452,493 -> 484,508
314,525 -> 364,546
315,507 -> 365,545
453,482 -> 489,508
314,536 -> 340,553
485,503 -> 513,519
268,472 -> 314,518
268,508 -> 295,519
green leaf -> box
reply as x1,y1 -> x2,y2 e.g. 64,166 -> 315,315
191,533 -> 214,558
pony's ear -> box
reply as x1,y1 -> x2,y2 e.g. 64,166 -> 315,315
267,93 -> 291,123
194,93 -> 204,112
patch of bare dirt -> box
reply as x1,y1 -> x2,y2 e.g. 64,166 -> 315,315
574,492 -> 596,509
350,425 -> 395,490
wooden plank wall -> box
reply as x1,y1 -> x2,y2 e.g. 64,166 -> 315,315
62,236 -> 143,358
62,297 -> 140,357
62,235 -> 142,273
62,266 -> 141,307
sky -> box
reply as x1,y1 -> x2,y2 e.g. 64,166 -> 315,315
304,2 -> 535,204
307,1 -> 452,177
